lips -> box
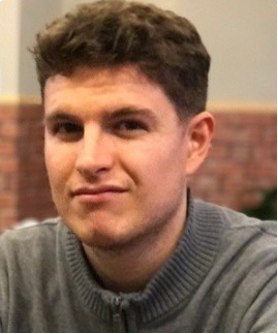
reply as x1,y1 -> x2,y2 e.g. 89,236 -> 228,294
72,185 -> 127,205
72,185 -> 127,197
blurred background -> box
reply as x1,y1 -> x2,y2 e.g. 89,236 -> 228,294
0,0 -> 276,232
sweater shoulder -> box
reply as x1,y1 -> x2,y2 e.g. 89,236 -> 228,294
196,200 -> 276,237
219,204 -> 276,234
219,204 -> 276,254
0,217 -> 61,259
195,200 -> 276,273
194,201 -> 276,332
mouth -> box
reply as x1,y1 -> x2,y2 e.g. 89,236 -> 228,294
71,185 -> 128,204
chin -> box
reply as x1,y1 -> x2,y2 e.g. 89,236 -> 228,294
65,215 -> 139,251
80,229 -> 140,252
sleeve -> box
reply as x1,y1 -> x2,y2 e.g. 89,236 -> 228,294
0,236 -> 9,333
239,265 -> 277,333
0,258 -> 4,332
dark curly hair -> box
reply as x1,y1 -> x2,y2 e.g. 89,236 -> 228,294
31,0 -> 210,119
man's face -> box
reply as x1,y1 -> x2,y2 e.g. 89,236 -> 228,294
44,66 -> 190,249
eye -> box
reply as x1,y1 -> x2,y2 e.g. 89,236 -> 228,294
115,119 -> 148,133
51,122 -> 83,141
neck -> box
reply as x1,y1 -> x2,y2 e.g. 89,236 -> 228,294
83,198 -> 187,293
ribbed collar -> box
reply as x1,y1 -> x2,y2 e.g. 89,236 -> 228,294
62,193 -> 224,325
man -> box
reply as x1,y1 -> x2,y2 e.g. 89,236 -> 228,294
0,1 -> 276,332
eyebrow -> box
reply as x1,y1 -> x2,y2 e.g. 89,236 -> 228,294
44,112 -> 81,125
44,106 -> 158,125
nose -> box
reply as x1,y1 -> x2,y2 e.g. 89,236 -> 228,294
75,125 -> 115,178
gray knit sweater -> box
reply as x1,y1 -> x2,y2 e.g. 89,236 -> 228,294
0,199 -> 276,332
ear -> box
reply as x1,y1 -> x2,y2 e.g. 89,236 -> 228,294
184,111 -> 214,175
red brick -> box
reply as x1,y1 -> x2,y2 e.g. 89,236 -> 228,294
0,209 -> 18,233
0,122 -> 19,139
0,194 -> 16,208
0,158 -> 19,173
0,105 -> 19,120
0,142 -> 15,156
0,174 -> 17,192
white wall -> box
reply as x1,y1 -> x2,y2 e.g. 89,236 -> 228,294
0,0 -> 276,103
173,0 -> 277,103
62,0 -> 276,103
0,0 -> 63,97
0,0 -> 20,96
18,0 -> 63,96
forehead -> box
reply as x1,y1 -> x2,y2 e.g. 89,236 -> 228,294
44,66 -> 179,122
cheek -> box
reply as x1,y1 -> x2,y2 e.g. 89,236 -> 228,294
44,141 -> 75,189
125,140 -> 186,189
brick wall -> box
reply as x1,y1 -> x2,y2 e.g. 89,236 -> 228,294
0,101 -> 55,232
0,104 -> 19,232
189,111 -> 277,210
0,102 -> 276,231
16,103 -> 55,221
